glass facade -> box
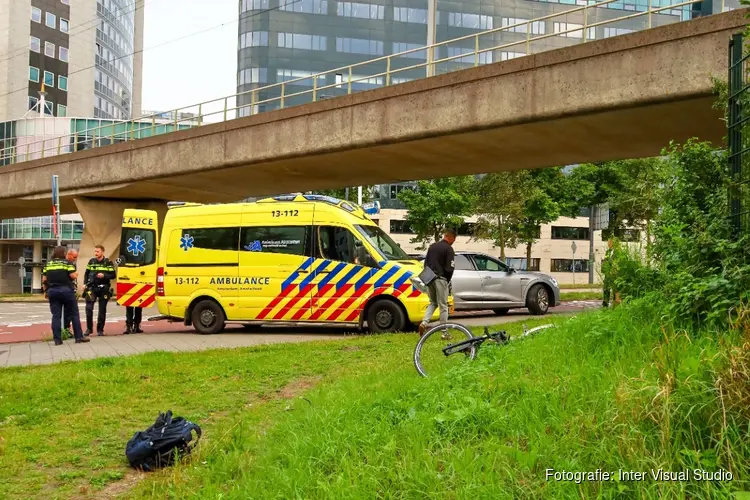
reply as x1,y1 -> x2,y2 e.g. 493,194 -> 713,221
95,0 -> 136,119
235,0 -> 725,116
0,217 -> 84,241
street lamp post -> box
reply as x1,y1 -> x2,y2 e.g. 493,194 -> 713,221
426,0 -> 437,77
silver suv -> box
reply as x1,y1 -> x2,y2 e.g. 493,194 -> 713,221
450,252 -> 561,315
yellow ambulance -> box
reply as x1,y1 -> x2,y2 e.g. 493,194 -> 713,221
116,194 -> 452,334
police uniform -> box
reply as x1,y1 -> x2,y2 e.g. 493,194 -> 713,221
84,257 -> 116,335
43,259 -> 87,345
124,306 -> 142,334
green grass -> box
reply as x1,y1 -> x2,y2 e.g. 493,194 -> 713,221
1,306 -> 748,499
560,290 -> 602,301
559,283 -> 603,290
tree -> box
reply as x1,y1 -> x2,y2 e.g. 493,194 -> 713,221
516,168 -> 564,264
605,158 -> 668,259
472,171 -> 532,259
397,177 -> 476,247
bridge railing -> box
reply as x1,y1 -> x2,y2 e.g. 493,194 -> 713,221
0,0 -> 702,165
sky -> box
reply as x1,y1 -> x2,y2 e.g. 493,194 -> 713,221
141,0 -> 237,115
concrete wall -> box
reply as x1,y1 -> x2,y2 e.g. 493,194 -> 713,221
0,10 -> 745,219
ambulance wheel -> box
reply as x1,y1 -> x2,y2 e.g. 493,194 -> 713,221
367,299 -> 406,333
192,300 -> 226,334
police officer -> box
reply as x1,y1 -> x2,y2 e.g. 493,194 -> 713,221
43,246 -> 89,345
63,248 -> 78,333
84,244 -> 116,336
124,306 -> 143,334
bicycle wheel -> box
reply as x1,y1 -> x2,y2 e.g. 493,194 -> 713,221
414,322 -> 477,378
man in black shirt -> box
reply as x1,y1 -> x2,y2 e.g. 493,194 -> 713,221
43,246 -> 89,345
84,244 -> 116,336
418,229 -> 456,336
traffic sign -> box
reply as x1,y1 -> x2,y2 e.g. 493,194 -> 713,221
571,241 -> 577,254
18,268 -> 25,278
17,256 -> 25,266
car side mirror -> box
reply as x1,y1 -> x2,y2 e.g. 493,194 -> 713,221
508,267 -> 516,274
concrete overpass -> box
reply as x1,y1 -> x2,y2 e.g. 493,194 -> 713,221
0,9 -> 744,264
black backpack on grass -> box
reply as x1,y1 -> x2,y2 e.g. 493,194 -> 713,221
125,410 -> 202,471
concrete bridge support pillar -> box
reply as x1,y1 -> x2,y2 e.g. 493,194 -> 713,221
73,198 -> 168,290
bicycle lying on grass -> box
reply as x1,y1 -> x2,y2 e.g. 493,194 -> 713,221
413,322 -> 555,377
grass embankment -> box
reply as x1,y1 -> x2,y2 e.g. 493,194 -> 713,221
559,290 -> 602,301
2,306 -> 748,499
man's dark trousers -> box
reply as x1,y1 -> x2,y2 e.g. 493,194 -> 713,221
85,290 -> 109,334
48,287 -> 84,343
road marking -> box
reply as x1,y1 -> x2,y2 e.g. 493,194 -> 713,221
7,323 -> 32,327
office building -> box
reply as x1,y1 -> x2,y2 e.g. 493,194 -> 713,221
0,0 -> 145,294
235,0 -> 736,115
0,0 -> 145,122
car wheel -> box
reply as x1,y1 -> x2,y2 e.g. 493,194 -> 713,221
367,300 -> 406,333
191,300 -> 226,334
493,308 -> 510,316
527,284 -> 550,315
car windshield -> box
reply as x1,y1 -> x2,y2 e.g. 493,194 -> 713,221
355,225 -> 410,261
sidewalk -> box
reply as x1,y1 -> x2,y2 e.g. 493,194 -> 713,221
0,330 -> 343,367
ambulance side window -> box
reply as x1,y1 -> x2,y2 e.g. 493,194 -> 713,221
316,226 -> 375,267
240,226 -> 310,256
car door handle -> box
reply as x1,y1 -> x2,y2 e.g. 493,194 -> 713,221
120,275 -> 130,280
140,271 -> 145,275
317,270 -> 330,274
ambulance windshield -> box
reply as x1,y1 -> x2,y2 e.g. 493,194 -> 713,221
355,225 -> 410,261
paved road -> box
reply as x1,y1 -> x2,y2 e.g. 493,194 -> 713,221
0,301 -> 600,367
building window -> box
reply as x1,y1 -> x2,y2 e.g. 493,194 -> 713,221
393,7 -> 426,23
551,259 -> 589,273
43,100 -> 53,116
553,22 -> 585,39
551,226 -> 590,240
58,75 -> 68,91
29,66 -> 40,83
501,18 -> 545,34
45,41 -> 56,58
337,1 -> 384,19
336,37 -> 383,55
603,27 -> 634,38
448,12 -> 493,29
44,71 -> 54,87
30,36 -> 41,53
239,31 -> 269,48
392,42 -> 425,59
46,12 -> 56,29
238,67 -> 267,85
60,18 -> 69,33
59,46 -> 69,62
240,0 -> 269,12
28,96 -> 38,110
602,228 -> 641,242
505,257 -> 540,271
389,220 -> 413,234
500,51 -> 524,61
57,104 -> 67,117
279,0 -> 327,14
277,32 -> 326,51
31,7 -> 41,22
276,69 -> 324,85
447,47 -> 492,64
